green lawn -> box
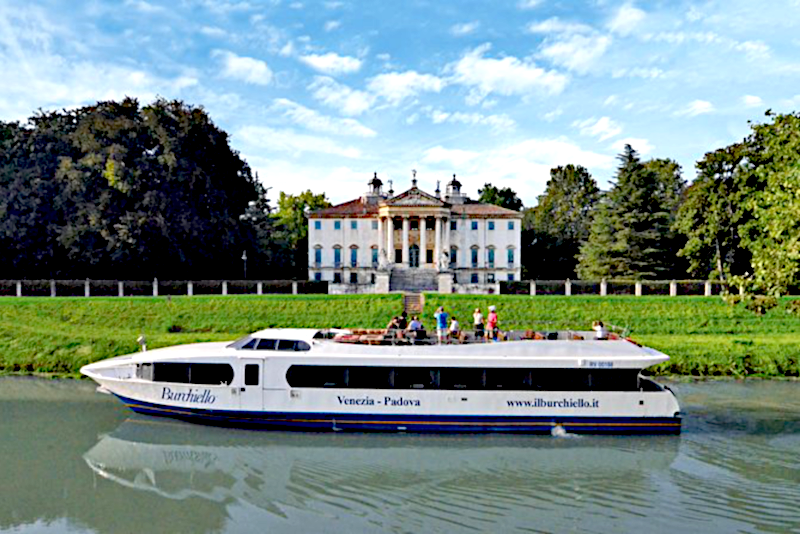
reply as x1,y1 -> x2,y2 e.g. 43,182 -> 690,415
0,294 -> 798,378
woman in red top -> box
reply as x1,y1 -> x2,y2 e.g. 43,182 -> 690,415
487,305 -> 498,341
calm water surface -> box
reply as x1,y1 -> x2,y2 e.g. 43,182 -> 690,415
0,378 -> 798,534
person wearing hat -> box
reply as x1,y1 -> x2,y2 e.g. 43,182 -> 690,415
473,308 -> 484,340
487,305 -> 498,341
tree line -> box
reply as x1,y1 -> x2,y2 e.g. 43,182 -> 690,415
518,110 -> 800,296
0,98 -> 327,280
1,98 -> 799,294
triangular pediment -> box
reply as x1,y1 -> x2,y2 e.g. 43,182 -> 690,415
384,187 -> 447,207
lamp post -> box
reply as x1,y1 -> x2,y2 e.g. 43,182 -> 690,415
241,250 -> 248,280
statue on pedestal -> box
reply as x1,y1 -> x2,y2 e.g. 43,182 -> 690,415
438,251 -> 449,271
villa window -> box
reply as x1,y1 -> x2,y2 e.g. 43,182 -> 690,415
314,220 -> 321,230
333,273 -> 342,283
488,248 -> 495,268
351,221 -> 357,230
471,247 -> 479,268
471,221 -> 478,231
350,246 -> 358,267
450,247 -> 458,267
471,273 -> 479,284
371,247 -> 379,267
372,220 -> 378,230
488,221 -> 495,231
314,272 -> 322,282
487,273 -> 495,283
334,220 -> 341,230
508,221 -> 514,230
450,220 -> 457,231
314,246 -> 322,267
334,247 -> 342,268
508,248 -> 515,267
350,272 -> 358,284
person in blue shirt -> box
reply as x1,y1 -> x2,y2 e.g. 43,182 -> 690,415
434,306 -> 449,344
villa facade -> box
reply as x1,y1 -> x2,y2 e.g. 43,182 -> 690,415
307,173 -> 522,293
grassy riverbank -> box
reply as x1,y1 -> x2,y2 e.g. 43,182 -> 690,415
0,295 -> 798,378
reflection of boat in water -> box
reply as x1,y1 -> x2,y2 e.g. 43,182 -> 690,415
84,417 -> 680,515
81,328 -> 682,434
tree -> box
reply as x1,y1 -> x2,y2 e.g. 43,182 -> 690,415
477,183 -> 523,211
577,145 -> 685,280
270,190 -> 331,277
674,143 -> 752,280
739,111 -> 800,295
0,98 -> 265,279
523,164 -> 599,278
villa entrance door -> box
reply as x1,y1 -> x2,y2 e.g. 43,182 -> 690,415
409,245 -> 420,268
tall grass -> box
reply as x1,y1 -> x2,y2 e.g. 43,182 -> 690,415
0,294 -> 797,378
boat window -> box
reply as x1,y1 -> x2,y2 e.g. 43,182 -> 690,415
277,340 -> 297,351
286,365 -> 346,388
347,366 -> 393,389
393,367 -> 438,389
439,368 -> 485,390
245,364 -> 259,386
136,363 -> 153,381
486,368 -> 532,389
256,339 -> 277,350
152,362 -> 234,385
241,339 -> 257,349
296,341 -> 311,351
284,365 -> 642,392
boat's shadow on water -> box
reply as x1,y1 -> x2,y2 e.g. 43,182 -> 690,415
82,415 -> 680,530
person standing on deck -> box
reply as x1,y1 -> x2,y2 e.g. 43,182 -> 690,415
473,308 -> 484,340
434,306 -> 449,344
487,305 -> 498,341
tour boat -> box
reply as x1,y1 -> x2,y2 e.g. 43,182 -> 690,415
80,328 -> 682,434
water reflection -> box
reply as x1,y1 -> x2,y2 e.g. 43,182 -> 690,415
83,417 -> 680,532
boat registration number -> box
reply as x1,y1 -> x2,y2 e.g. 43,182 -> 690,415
587,361 -> 613,368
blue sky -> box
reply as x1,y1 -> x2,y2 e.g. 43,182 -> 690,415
2,0 -> 799,206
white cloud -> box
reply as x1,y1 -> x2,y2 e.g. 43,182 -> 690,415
324,20 -> 341,32
299,52 -> 362,75
676,100 -> 714,117
212,50 -> 272,85
308,76 -> 375,115
735,40 -> 770,61
518,0 -> 543,9
543,108 -> 563,122
450,21 -> 480,36
427,108 -> 516,133
123,0 -> 165,14
200,26 -> 227,38
423,146 -> 480,167
607,3 -> 645,36
447,44 -> 568,104
423,138 -> 615,204
367,71 -> 446,105
539,34 -> 611,74
272,98 -> 376,137
611,137 -> 654,155
603,95 -> 618,106
611,67 -> 664,79
574,116 -> 622,141
527,17 -> 593,35
237,125 -> 363,158
741,95 -> 764,108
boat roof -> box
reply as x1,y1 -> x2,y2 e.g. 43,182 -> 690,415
249,328 -> 322,341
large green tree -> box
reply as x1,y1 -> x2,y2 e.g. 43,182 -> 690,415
674,143 -> 752,280
271,190 -> 331,277
0,98 -> 269,279
577,145 -> 686,280
523,164 -> 599,278
739,111 -> 800,295
477,183 -> 523,211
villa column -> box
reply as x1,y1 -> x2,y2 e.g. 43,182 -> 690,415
386,216 -> 394,264
377,217 -> 385,260
420,217 -> 428,266
434,216 -> 442,270
443,216 -> 451,268
402,215 -> 410,267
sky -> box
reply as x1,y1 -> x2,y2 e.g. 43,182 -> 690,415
2,0 -> 800,206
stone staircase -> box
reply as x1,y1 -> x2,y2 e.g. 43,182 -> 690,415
403,293 -> 424,315
389,268 -> 438,292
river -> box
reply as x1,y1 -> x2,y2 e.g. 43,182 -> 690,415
0,378 -> 798,534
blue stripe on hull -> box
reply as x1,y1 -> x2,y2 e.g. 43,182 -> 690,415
116,394 -> 682,435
